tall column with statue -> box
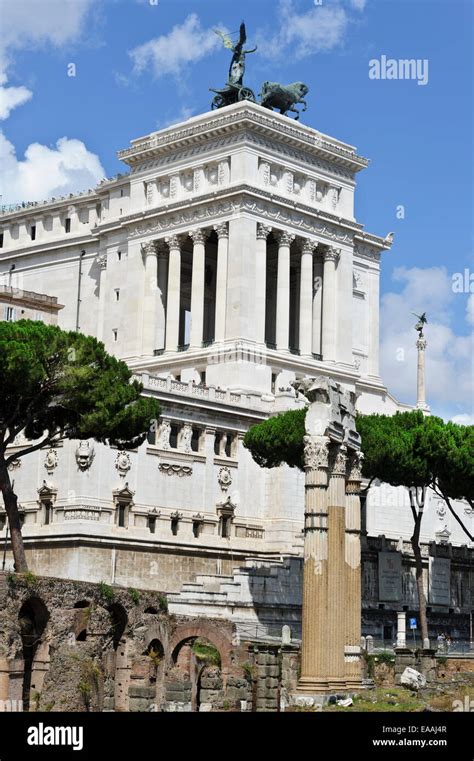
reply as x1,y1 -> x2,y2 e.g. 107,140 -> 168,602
413,312 -> 430,413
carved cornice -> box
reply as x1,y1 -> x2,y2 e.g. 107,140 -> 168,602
118,104 -> 368,174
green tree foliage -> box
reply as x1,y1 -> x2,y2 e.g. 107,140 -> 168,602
243,408 -> 306,469
0,320 -> 161,572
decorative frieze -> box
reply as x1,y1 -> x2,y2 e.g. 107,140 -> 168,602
159,463 -> 192,477
218,466 -> 232,493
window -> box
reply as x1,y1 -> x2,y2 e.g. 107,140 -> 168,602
65,217 -> 71,233
191,427 -> 201,453
115,289 -> 120,302
43,500 -> 52,526
219,515 -> 231,539
4,306 -> 16,322
0,233 -> 3,248
118,503 -> 127,528
117,250 -> 122,261
148,515 -> 156,534
224,434 -> 232,458
271,373 -> 277,394
119,208 -> 122,216
169,424 -> 179,449
113,329 -> 118,342
120,189 -> 124,197
200,370 -> 206,385
214,432 -> 221,456
171,516 -> 179,536
30,225 -> 36,241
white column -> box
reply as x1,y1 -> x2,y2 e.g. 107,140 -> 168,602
165,235 -> 181,352
141,242 -> 159,356
299,239 -> 315,356
367,264 -> 380,377
275,231 -> 295,352
337,246 -> 355,365
189,228 -> 206,348
416,336 -> 429,411
312,254 -> 323,356
156,248 -> 168,351
97,253 -> 107,342
321,247 -> 340,362
396,612 -> 407,649
214,222 -> 229,342
255,223 -> 271,344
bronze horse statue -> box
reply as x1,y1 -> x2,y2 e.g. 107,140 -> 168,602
259,81 -> 309,120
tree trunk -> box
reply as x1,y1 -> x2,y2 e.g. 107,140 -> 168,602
410,509 -> 429,649
0,461 -> 28,572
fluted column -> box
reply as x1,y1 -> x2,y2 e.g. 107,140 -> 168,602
189,228 -> 206,348
165,235 -> 181,352
275,231 -> 295,351
345,451 -> 363,687
312,254 -> 323,356
321,247 -> 340,362
326,444 -> 348,688
255,223 -> 271,345
214,222 -> 229,342
156,248 -> 168,351
299,435 -> 330,691
141,241 -> 159,356
299,239 -> 315,356
96,253 -> 107,342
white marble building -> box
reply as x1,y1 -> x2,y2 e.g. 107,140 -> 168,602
0,102 -> 471,634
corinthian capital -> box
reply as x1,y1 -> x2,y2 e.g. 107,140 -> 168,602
276,231 -> 295,247
346,450 -> 364,483
214,222 -> 229,239
303,435 -> 329,470
301,239 -> 316,256
165,234 -> 181,250
141,241 -> 157,257
256,223 -> 272,240
189,228 -> 207,245
324,246 -> 341,264
329,444 -> 348,477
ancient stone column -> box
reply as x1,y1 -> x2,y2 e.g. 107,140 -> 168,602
312,254 -> 323,357
298,434 -> 330,692
255,223 -> 271,345
164,235 -> 181,352
344,450 -> 363,687
275,231 -> 295,351
416,336 -> 429,411
299,239 -> 315,357
189,229 -> 206,348
326,443 -> 348,689
396,612 -> 407,649
214,222 -> 229,342
321,247 -> 340,362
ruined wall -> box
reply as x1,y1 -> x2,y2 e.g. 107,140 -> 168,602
0,573 -> 256,713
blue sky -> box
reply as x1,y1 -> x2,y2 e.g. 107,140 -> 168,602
0,0 -> 472,420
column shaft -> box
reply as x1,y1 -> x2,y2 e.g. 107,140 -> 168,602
141,242 -> 159,356
276,232 -> 294,351
255,224 -> 270,344
97,255 -> 107,342
189,229 -> 206,348
214,223 -> 229,342
312,255 -> 323,356
299,241 -> 314,356
156,251 -> 168,351
165,236 -> 181,352
321,248 -> 339,362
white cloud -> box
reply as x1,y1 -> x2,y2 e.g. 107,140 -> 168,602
129,13 -> 222,79
349,0 -> 367,10
0,132 -> 105,204
257,0 -> 349,60
451,413 -> 474,426
380,266 -> 473,421
0,77 -> 32,120
156,106 -> 195,130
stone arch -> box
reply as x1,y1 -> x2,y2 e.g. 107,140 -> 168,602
169,622 -> 232,675
18,596 -> 50,710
